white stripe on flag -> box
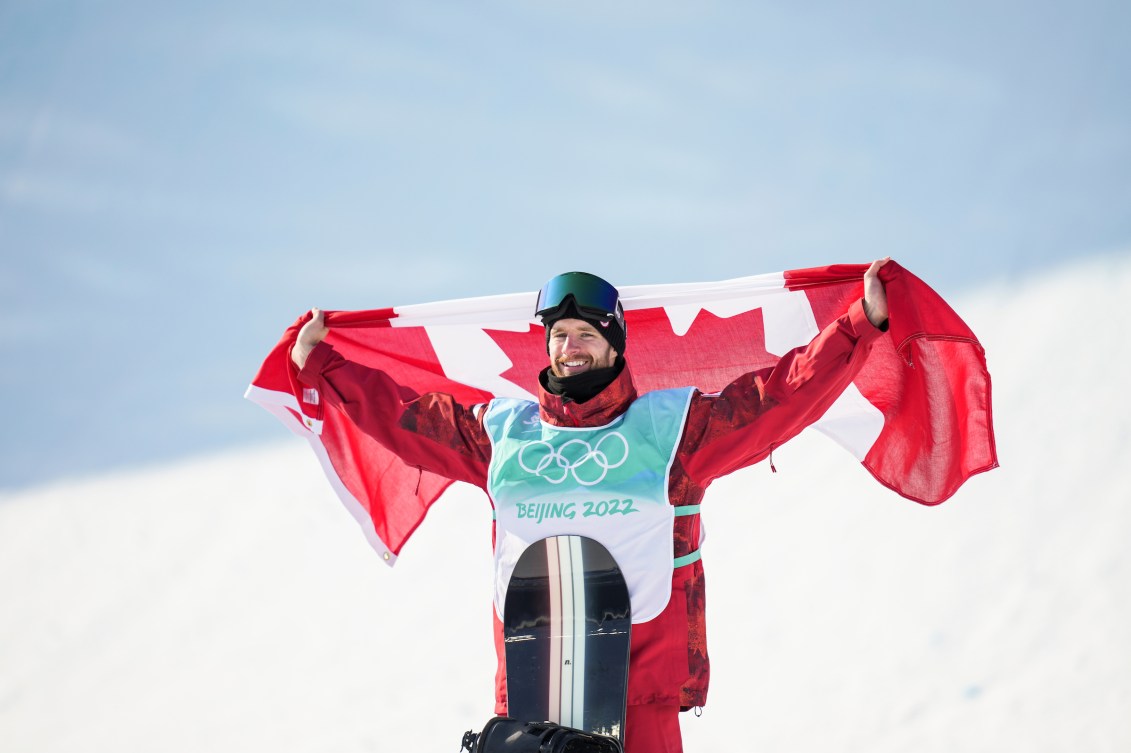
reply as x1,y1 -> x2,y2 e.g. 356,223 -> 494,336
812,383 -> 886,461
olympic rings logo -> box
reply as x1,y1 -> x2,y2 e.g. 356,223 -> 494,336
517,432 -> 630,487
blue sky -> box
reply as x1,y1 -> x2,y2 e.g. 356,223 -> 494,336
2,0 -> 1128,488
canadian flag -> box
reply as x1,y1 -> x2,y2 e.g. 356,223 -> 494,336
245,261 -> 997,565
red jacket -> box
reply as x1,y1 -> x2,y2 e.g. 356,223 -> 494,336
299,298 -> 884,710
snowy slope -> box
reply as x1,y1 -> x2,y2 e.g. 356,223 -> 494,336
2,253 -> 1129,752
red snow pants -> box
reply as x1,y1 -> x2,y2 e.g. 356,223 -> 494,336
624,705 -> 683,753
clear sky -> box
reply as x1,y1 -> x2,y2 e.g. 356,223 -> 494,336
2,0 -> 1129,488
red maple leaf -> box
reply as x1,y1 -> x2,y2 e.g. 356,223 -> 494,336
327,317 -> 495,404
485,305 -> 781,395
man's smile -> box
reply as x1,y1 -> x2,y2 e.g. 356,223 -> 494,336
556,357 -> 594,375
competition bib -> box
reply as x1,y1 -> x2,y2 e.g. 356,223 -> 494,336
485,388 -> 693,623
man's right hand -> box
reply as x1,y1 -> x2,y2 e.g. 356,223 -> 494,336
291,308 -> 329,370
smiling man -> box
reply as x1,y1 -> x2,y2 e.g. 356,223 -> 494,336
548,317 -> 619,376
539,272 -> 628,401
290,264 -> 891,752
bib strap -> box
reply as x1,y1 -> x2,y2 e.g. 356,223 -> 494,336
674,550 -> 701,568
673,504 -> 701,567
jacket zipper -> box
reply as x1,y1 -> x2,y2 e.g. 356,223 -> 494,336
562,398 -> 581,426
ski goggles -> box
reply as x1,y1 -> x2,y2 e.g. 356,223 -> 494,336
535,271 -> 623,323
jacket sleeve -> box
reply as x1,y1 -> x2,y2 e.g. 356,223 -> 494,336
678,298 -> 885,487
297,341 -> 493,488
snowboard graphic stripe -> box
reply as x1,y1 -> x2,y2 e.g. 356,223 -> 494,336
560,535 -> 589,730
546,540 -> 563,725
504,536 -> 631,741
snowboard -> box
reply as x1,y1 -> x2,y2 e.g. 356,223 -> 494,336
503,535 -> 632,742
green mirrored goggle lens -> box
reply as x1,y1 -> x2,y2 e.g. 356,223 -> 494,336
535,272 -> 620,319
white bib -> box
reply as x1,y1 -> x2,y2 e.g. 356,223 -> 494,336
484,388 -> 694,623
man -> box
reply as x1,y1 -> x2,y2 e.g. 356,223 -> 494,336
291,260 -> 891,752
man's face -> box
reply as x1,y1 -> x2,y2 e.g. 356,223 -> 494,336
547,318 -> 619,378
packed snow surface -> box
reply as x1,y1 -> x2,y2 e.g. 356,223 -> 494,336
2,254 -> 1129,752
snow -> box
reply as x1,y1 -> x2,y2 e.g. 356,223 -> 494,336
2,253 -> 1129,752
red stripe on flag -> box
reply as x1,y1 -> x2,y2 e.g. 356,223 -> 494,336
787,262 -> 998,504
